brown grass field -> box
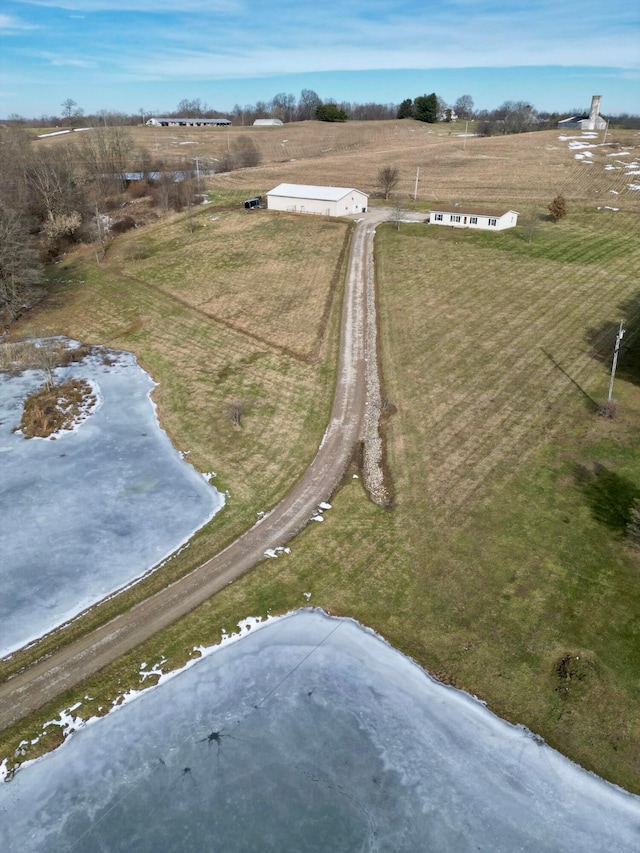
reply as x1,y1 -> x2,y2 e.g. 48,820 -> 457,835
3,120 -> 640,792
35,118 -> 640,209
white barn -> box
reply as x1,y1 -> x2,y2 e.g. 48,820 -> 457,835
557,95 -> 607,132
267,183 -> 368,217
429,206 -> 518,231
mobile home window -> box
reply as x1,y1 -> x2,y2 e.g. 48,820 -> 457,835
434,213 -> 443,221
489,218 -> 497,227
470,216 -> 478,224
451,215 -> 461,223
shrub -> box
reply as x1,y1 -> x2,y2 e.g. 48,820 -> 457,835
111,216 -> 137,235
548,195 -> 567,222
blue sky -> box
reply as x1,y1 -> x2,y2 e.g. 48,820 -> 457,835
1,0 -> 638,119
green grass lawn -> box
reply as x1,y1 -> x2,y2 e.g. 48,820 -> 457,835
3,206 -> 640,793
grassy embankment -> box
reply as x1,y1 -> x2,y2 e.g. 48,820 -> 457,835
0,192 -> 349,678
3,126 -> 640,792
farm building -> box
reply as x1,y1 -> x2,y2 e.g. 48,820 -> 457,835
146,117 -> 231,127
253,119 -> 284,126
557,95 -> 607,132
266,184 -> 368,217
429,207 -> 518,231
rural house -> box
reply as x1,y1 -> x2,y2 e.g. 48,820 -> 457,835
429,206 -> 518,231
267,183 -> 368,217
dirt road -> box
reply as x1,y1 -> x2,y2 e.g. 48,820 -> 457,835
1,210 -> 415,731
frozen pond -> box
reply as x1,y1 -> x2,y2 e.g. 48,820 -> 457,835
1,610 -> 638,852
0,342 -> 224,657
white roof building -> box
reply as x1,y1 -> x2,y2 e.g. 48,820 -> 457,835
253,118 -> 284,126
146,117 -> 231,127
557,95 -> 607,132
266,183 -> 368,217
429,206 -> 518,231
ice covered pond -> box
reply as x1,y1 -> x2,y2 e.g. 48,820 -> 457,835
1,610 -> 638,852
0,341 -> 224,657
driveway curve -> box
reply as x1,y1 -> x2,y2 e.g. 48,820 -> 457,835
0,208 -> 422,730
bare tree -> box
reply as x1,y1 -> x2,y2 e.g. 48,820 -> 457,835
175,98 -> 208,118
297,89 -> 322,121
77,117 -> 134,195
454,95 -> 474,120
61,99 -> 84,126
25,142 -> 80,226
0,125 -> 31,214
270,93 -> 296,123
228,400 -> 246,428
391,195 -> 405,230
154,170 -> 174,214
33,338 -> 60,391
377,166 -> 400,200
525,207 -> 540,243
0,204 -> 44,325
497,101 -> 537,134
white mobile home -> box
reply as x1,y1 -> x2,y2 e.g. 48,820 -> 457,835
267,183 -> 368,217
429,207 -> 518,231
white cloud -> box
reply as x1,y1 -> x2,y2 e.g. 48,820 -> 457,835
16,0 -> 240,10
79,0 -> 637,78
120,27 -> 640,84
0,13 -> 38,31
50,57 -> 96,67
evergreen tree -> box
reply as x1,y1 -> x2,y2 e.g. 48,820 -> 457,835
413,93 -> 439,123
397,99 -> 414,119
315,103 -> 348,122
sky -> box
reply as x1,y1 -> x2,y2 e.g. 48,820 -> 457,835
1,0 -> 638,119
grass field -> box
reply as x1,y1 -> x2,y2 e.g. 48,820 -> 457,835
0,194 -> 347,679
3,123 -> 640,792
33,119 -> 640,211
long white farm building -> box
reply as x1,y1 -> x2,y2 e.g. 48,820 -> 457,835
267,184 -> 368,217
146,117 -> 231,127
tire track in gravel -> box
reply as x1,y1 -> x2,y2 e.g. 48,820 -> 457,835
0,209 -> 406,731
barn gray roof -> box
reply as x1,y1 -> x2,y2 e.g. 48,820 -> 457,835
267,183 -> 368,202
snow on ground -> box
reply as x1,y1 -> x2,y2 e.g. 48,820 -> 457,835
557,132 -> 640,203
0,341 -> 224,657
1,610 -> 638,851
37,130 -> 71,138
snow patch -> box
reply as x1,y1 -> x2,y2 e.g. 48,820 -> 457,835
264,546 -> 291,559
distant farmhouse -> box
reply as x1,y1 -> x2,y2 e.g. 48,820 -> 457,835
557,96 -> 607,132
267,184 -> 368,217
146,117 -> 231,127
253,119 -> 284,126
429,206 -> 518,231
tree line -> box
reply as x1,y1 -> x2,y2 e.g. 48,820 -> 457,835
0,114 -> 265,325
8,91 -> 638,131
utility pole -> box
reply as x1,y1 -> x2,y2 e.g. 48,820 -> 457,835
413,166 -> 420,200
608,319 -> 625,402
603,119 -> 609,145
463,119 -> 469,149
